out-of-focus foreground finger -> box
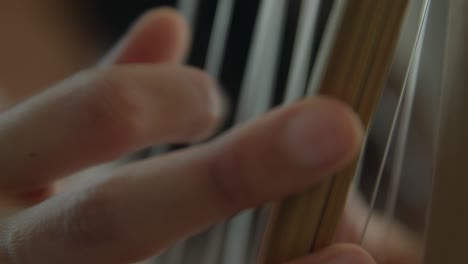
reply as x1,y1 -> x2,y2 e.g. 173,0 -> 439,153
286,244 -> 375,264
0,7 -> 189,113
102,7 -> 190,65
0,97 -> 363,264
0,64 -> 223,192
0,7 -> 193,194
335,193 -> 423,263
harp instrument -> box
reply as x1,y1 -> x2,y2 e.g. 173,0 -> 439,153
145,0 -> 468,263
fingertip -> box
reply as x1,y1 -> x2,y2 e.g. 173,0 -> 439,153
181,67 -> 226,142
284,96 -> 364,170
137,7 -> 191,60
313,96 -> 364,160
102,7 -> 190,64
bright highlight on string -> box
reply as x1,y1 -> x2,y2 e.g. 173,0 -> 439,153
359,0 -> 432,245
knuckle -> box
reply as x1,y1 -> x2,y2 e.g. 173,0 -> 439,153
208,143 -> 257,213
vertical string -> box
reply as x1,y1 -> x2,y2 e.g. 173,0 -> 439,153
221,1 -> 288,263
246,1 -> 323,262
351,130 -> 370,195
284,0 -> 322,104
359,0 -> 432,244
383,0 -> 430,237
205,0 -> 235,77
199,1 -> 236,262
306,0 -> 347,96
235,0 -> 287,123
177,0 -> 200,27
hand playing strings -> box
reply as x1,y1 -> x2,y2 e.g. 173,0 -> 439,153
0,8 -> 417,264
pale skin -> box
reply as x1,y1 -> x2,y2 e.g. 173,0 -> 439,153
0,8 -> 419,264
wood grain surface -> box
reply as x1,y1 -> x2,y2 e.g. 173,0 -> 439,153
258,1 -> 410,262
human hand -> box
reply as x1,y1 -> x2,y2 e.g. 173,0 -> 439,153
335,193 -> 423,264
0,8 -> 384,264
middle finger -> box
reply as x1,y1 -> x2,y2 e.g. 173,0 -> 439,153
0,64 -> 223,191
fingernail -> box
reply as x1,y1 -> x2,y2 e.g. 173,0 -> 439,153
185,68 -> 226,141
285,102 -> 362,167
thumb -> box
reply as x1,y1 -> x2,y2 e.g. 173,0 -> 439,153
287,244 -> 376,264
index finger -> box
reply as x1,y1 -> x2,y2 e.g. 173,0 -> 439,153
1,97 -> 363,264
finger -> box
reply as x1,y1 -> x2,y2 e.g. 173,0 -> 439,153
0,8 -> 189,114
0,8 -> 191,198
286,244 -> 375,264
335,193 -> 423,263
1,97 -> 363,264
102,7 -> 190,65
0,64 -> 223,191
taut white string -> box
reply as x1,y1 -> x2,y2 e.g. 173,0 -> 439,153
384,0 -> 430,236
284,0 -> 322,104
222,1 -> 288,263
359,0 -> 433,244
199,1 -> 236,263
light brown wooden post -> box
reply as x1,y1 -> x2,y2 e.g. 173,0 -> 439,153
424,1 -> 468,263
257,1 -> 409,263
